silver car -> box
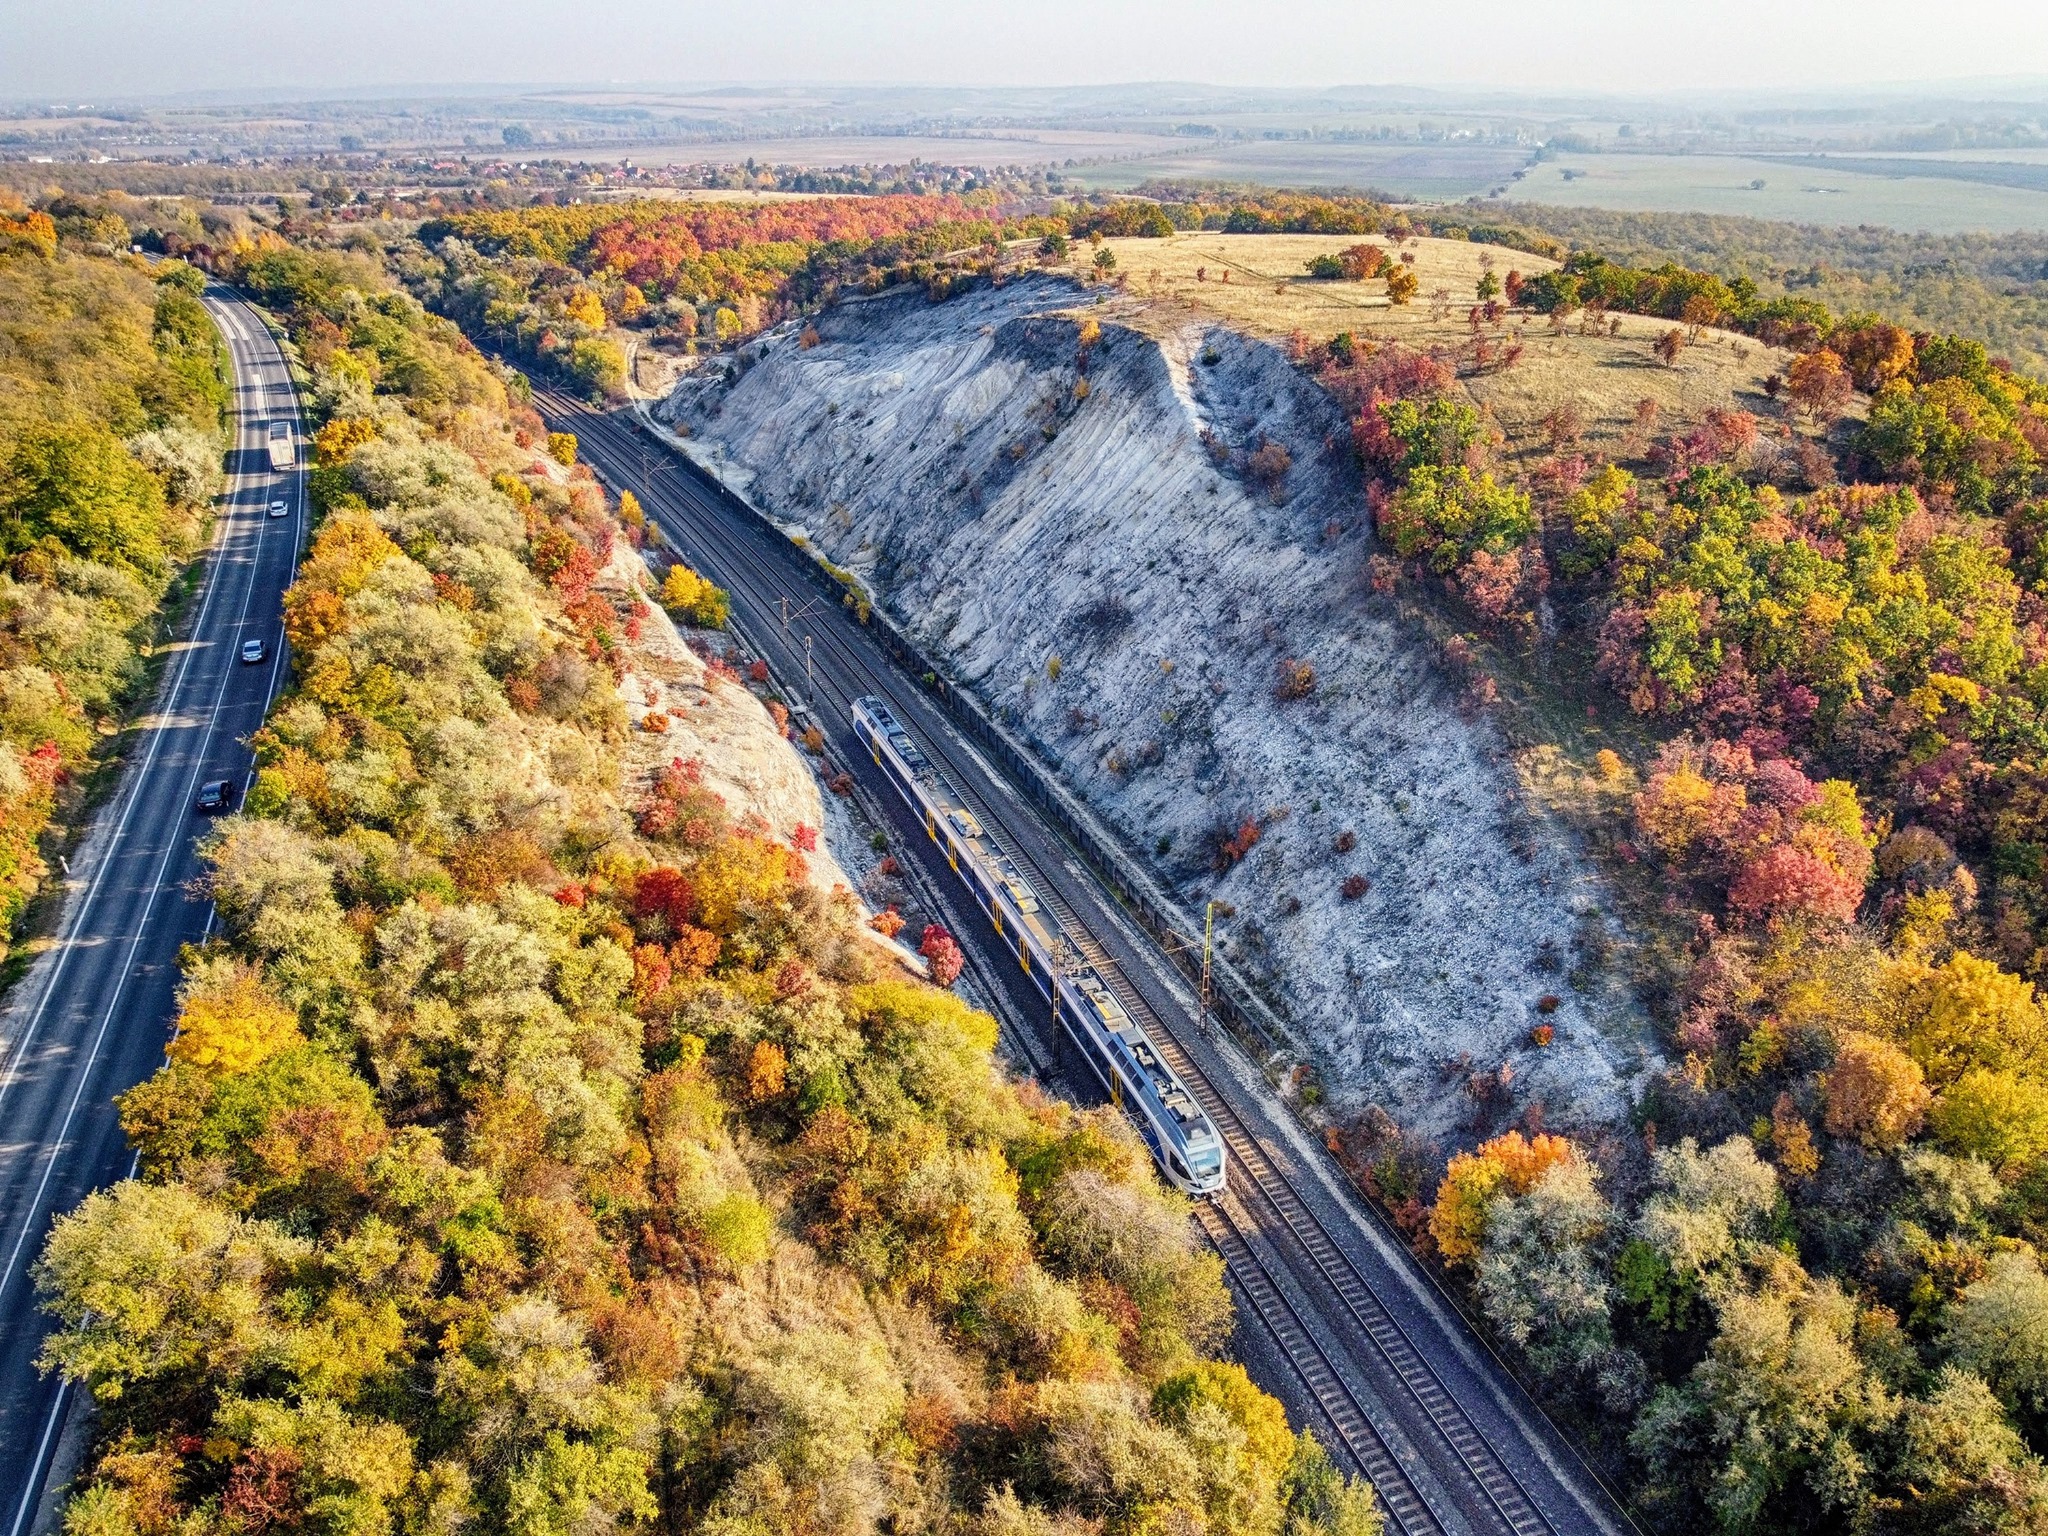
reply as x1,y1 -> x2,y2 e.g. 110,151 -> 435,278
240,638 -> 266,664
268,499 -> 289,518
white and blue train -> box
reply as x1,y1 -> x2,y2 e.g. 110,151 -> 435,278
852,695 -> 1227,1197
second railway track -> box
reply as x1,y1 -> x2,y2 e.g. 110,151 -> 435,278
534,382 -> 1634,1536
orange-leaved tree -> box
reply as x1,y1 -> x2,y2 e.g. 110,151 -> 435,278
1429,1131 -> 1578,1267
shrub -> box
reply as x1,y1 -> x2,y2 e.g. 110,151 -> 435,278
660,563 -> 730,628
920,923 -> 964,987
1275,658 -> 1317,701
546,431 -> 577,466
1248,440 -> 1293,494
1213,817 -> 1262,870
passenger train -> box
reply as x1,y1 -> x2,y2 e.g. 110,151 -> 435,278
852,695 -> 1227,1196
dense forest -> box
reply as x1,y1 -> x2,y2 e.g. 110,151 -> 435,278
35,231 -> 1382,1536
408,196 -> 1015,394
401,191 -> 1472,398
0,194 -> 228,946
1314,241 -> 2048,1530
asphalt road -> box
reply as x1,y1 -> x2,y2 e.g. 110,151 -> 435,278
0,287 -> 302,1525
539,385 -> 1636,1536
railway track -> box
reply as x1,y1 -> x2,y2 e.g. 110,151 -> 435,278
532,382 -> 1631,1536
858,739 -> 1546,1536
1203,1195 -> 1446,1536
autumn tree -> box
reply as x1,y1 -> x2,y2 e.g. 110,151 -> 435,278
1429,1131 -> 1577,1266
168,962 -> 302,1075
1821,1032 -> 1930,1150
1787,348 -> 1853,427
1832,322 -> 1916,393
1338,243 -> 1386,281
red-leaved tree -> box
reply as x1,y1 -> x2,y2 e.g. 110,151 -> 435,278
920,923 -> 964,987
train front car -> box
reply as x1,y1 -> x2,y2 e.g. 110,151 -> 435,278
1060,968 -> 1226,1197
851,696 -> 1227,1198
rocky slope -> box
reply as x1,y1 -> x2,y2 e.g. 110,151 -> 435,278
601,533 -> 854,898
656,274 -> 1657,1139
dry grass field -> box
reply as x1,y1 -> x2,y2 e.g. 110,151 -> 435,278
1077,231 -> 1800,466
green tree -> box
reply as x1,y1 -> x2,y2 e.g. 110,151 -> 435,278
1477,1156 -> 1621,1388
1631,1277 -> 1893,1534
1890,1367 -> 2048,1534
1,422 -> 168,578
1280,1433 -> 1385,1536
1947,1251 -> 2048,1426
35,1180 -> 303,1404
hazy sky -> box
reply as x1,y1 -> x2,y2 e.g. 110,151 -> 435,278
7,0 -> 2048,100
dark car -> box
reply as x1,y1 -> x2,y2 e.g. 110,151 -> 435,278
195,779 -> 235,813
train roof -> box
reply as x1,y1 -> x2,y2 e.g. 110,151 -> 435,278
858,698 -> 1043,916
856,695 -> 1217,1158
1071,972 -> 1215,1147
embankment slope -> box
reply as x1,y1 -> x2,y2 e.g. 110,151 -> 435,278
658,275 -> 1657,1138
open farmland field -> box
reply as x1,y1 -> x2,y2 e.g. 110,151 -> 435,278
1508,151 -> 2048,233
1090,231 -> 1795,465
1766,153 -> 2048,194
1074,140 -> 1534,200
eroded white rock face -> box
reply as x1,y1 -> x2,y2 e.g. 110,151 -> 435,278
659,275 -> 1657,1137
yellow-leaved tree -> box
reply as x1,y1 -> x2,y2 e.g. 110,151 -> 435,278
1892,950 -> 2048,1085
312,416 -> 376,465
168,963 -> 301,1075
1821,1033 -> 1931,1151
660,563 -> 729,629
